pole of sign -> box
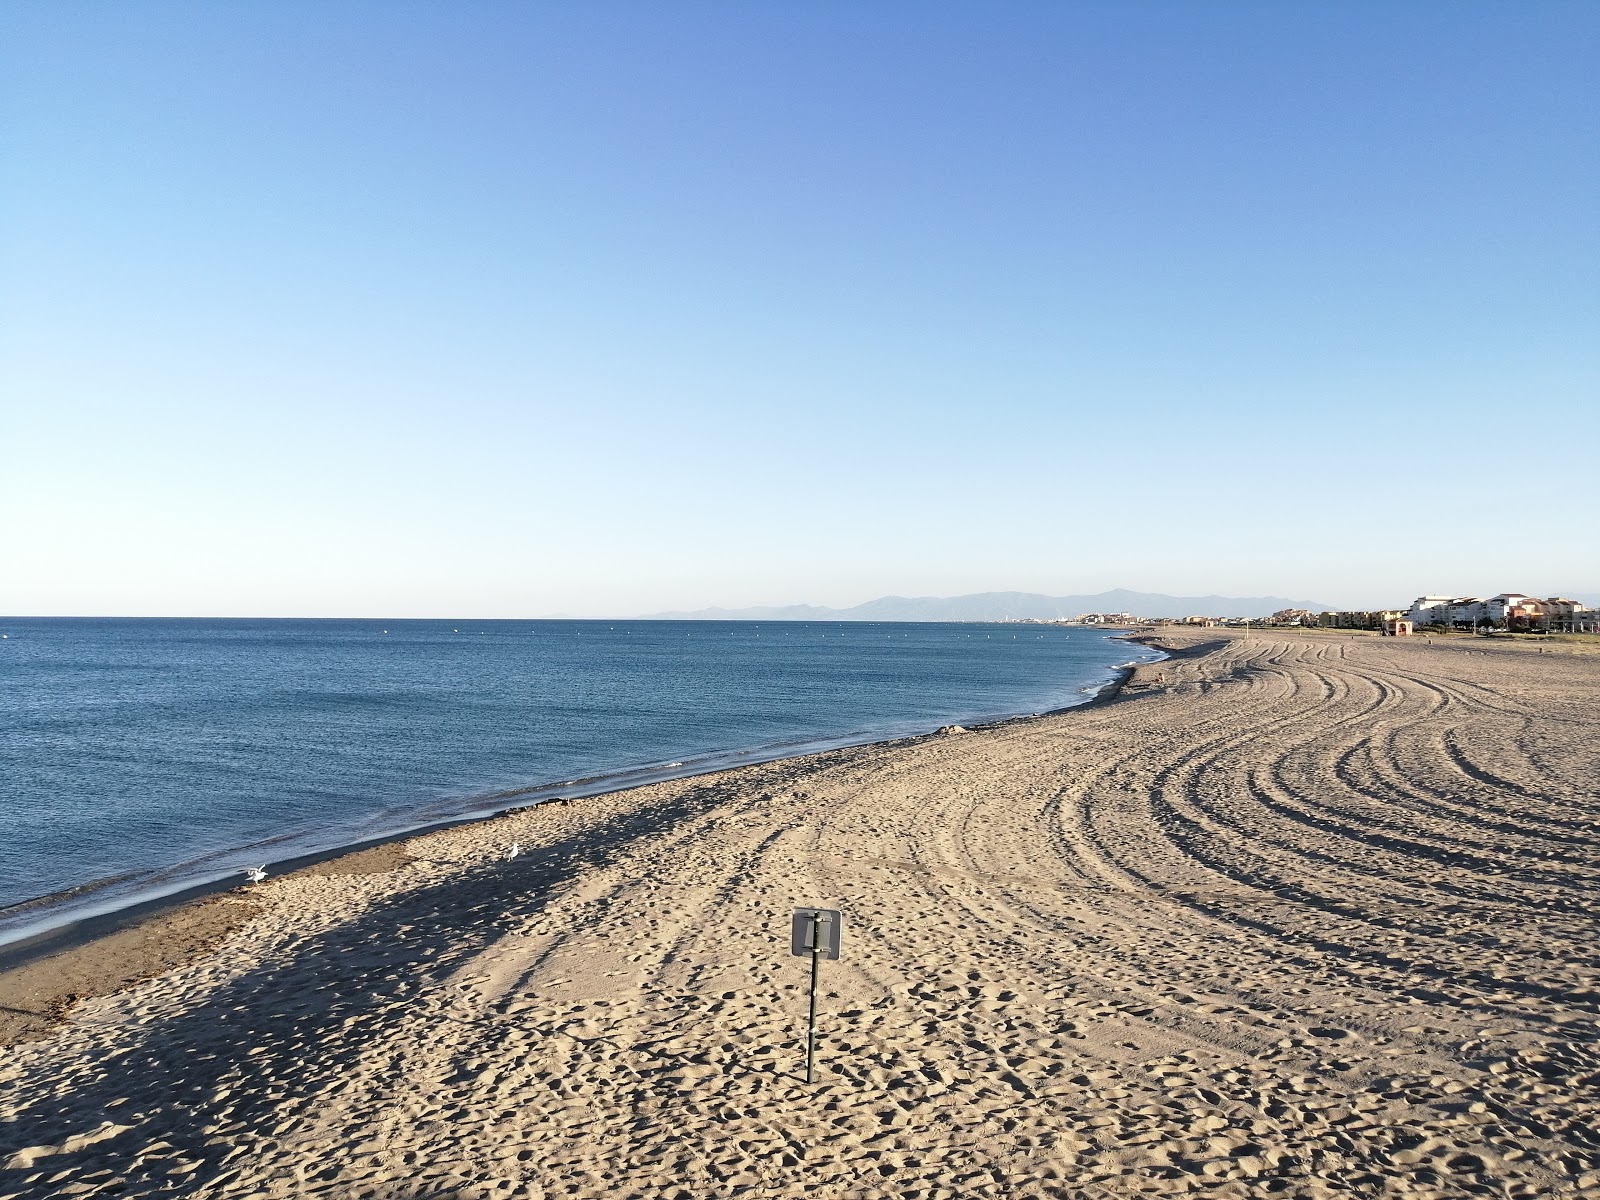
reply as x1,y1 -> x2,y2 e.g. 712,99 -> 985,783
806,910 -> 823,1083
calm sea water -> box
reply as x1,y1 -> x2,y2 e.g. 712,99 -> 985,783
0,618 -> 1158,940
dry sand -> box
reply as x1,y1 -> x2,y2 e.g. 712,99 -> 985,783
2,630 -> 1598,1199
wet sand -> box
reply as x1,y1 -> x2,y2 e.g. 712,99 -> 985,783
2,629 -> 1598,1199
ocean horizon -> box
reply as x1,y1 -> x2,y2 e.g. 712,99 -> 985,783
0,617 -> 1160,944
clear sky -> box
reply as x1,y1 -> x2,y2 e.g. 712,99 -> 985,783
3,2 -> 1595,616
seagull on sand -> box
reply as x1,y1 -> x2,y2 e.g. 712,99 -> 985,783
506,842 -> 522,860
243,865 -> 268,883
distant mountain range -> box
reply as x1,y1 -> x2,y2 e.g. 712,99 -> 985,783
642,589 -> 1339,622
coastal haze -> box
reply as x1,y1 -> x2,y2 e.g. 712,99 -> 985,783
646,589 -> 1336,622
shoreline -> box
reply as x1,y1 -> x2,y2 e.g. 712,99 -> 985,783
0,640 -> 1175,1013
2,620 -> 1158,953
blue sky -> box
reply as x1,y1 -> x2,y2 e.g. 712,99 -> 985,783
3,2 -> 1595,616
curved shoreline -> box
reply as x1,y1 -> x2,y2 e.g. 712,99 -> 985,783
4,621 -> 1153,939
0,639 -> 1173,986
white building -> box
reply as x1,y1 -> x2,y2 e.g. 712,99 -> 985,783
1446,598 -> 1488,627
1405,596 -> 1456,625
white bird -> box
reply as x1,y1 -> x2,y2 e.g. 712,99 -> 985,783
506,842 -> 522,860
243,865 -> 268,883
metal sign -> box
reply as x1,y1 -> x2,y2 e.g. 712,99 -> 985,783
791,907 -> 842,1083
791,907 -> 842,960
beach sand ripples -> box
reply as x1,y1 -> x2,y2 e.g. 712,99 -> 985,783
3,631 -> 1598,1198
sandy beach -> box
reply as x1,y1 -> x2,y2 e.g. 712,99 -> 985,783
2,629 -> 1598,1199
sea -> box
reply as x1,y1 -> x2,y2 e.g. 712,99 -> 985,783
0,618 -> 1161,944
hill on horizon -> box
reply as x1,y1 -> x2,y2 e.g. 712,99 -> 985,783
642,589 -> 1341,622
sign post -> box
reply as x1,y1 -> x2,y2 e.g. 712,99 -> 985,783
790,907 -> 841,1084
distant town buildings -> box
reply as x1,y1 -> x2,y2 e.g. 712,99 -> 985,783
1543,598 -> 1596,632
1405,596 -> 1455,626
1318,610 -> 1404,631
1401,594 -> 1597,633
1047,593 -> 1595,634
1074,612 -> 1138,625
